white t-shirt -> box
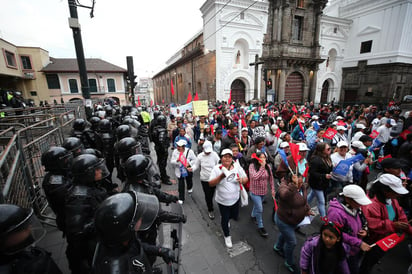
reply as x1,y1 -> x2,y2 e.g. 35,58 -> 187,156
376,124 -> 391,143
193,151 -> 220,181
209,163 -> 247,206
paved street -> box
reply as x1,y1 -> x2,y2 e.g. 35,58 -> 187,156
38,142 -> 412,273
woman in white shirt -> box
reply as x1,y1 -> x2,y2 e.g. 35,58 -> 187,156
192,141 -> 220,219
208,149 -> 248,248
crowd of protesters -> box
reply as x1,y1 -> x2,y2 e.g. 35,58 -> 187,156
160,99 -> 412,274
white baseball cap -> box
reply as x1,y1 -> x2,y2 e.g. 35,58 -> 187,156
203,141 -> 213,153
376,173 -> 408,195
337,141 -> 348,148
336,116 -> 344,120
298,143 -> 309,151
176,139 -> 187,147
280,142 -> 289,148
271,124 -> 278,132
312,115 -> 319,120
337,125 -> 346,131
351,140 -> 366,149
241,127 -> 248,132
221,148 -> 233,156
386,119 -> 397,127
341,185 -> 372,205
355,124 -> 366,129
277,117 -> 283,120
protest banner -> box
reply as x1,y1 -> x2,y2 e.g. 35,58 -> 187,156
192,100 -> 209,116
170,102 -> 193,116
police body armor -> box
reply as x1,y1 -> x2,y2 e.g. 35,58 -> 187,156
0,247 -> 62,274
92,240 -> 152,274
42,174 -> 72,232
100,132 -> 115,174
137,125 -> 151,156
153,126 -> 169,152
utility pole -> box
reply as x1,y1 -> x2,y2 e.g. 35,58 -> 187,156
67,0 -> 95,118
126,56 -> 137,106
249,54 -> 264,100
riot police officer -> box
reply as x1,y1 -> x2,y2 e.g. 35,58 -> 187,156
114,137 -> 142,182
149,110 -> 160,142
41,146 -> 73,232
65,154 -> 109,274
98,119 -> 115,180
92,191 -> 175,274
0,204 -> 62,274
124,154 -> 178,204
71,118 -> 99,149
152,115 -> 172,185
62,137 -> 84,157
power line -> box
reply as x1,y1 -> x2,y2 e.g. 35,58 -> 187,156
203,0 -> 260,44
203,0 -> 233,28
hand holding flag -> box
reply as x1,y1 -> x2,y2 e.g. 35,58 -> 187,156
323,128 -> 337,139
370,233 -> 405,251
178,152 -> 188,167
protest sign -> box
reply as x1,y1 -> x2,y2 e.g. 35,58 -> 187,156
192,100 -> 209,116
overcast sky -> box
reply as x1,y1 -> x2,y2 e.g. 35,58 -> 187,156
0,0 -> 205,77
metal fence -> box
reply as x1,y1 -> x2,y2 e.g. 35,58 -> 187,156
0,106 -> 81,220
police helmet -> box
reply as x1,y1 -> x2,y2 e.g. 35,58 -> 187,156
153,110 -> 161,120
116,137 -> 142,161
104,105 -> 113,116
122,117 -> 140,130
71,154 -> 110,185
83,148 -> 104,158
116,125 -> 132,140
157,115 -> 167,128
0,204 -> 45,255
72,118 -> 86,131
98,119 -> 112,133
124,154 -> 151,182
41,146 -> 73,173
62,137 -> 84,157
89,116 -> 101,131
95,191 -> 159,246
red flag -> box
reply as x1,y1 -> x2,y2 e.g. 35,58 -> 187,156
378,154 -> 392,163
186,92 -> 192,104
241,119 -> 247,128
302,165 -> 309,178
228,90 -> 232,104
323,128 -> 337,140
171,79 -> 175,95
178,152 -> 188,167
194,91 -> 199,101
251,153 -> 263,163
292,105 -> 298,114
369,130 -> 379,139
375,233 -> 405,251
150,99 -> 153,107
298,120 -> 305,133
210,124 -> 214,135
400,130 -> 411,140
137,96 -> 141,106
337,121 -> 346,126
162,99 -> 165,104
275,128 -> 282,138
289,142 -> 300,166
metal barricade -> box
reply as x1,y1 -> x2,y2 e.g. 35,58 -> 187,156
0,106 -> 79,218
0,133 -> 33,208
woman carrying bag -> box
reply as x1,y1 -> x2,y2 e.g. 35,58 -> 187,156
208,149 -> 248,248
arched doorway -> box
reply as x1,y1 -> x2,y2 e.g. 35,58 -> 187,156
230,79 -> 245,103
285,72 -> 303,103
320,80 -> 329,103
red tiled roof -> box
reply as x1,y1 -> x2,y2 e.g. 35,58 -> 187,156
41,58 -> 126,73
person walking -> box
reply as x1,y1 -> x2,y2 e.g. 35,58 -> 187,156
249,151 -> 276,237
193,141 -> 220,219
208,149 -> 248,248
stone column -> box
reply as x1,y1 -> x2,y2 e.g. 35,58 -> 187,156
281,5 -> 290,43
309,69 -> 318,101
278,70 -> 286,101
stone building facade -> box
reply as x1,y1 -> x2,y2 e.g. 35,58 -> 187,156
262,0 -> 327,103
152,32 -> 216,105
153,0 -> 269,105
316,0 -> 412,105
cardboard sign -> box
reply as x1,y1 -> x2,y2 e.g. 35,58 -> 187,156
192,100 -> 209,116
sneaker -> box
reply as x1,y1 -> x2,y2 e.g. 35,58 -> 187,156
208,211 -> 215,220
177,200 -> 184,205
188,188 -> 193,194
251,216 -> 257,225
224,236 -> 232,248
273,245 -> 284,257
162,180 -> 173,185
258,227 -> 268,237
284,261 -> 297,273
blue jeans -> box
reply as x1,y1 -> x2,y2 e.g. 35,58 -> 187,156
249,192 -> 264,228
307,188 -> 326,217
274,213 -> 297,266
